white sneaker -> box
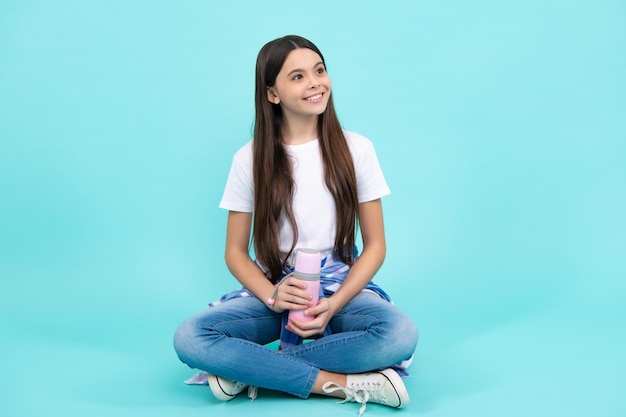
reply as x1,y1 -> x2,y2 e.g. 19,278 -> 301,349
322,368 -> 409,416
207,373 -> 257,401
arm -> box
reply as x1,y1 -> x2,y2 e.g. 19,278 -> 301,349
327,198 -> 386,315
287,198 -> 386,335
224,211 -> 277,306
224,211 -> 313,313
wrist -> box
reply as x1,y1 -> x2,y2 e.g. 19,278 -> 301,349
326,295 -> 344,317
265,281 -> 284,312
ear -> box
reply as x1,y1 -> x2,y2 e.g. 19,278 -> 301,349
266,87 -> 280,105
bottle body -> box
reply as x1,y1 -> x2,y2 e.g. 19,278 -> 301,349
288,249 -> 321,322
288,279 -> 320,322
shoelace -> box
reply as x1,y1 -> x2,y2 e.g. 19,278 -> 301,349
322,382 -> 371,417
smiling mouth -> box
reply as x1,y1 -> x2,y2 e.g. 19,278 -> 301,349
304,93 -> 324,102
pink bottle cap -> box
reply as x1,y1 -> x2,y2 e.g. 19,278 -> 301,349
294,249 -> 321,274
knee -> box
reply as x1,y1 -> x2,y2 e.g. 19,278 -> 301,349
385,311 -> 419,359
173,319 -> 190,357
173,316 -> 202,360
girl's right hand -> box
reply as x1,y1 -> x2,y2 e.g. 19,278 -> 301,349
270,276 -> 314,313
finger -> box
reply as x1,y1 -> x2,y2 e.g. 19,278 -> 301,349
303,302 -> 327,316
289,315 -> 324,331
287,322 -> 324,338
284,276 -> 308,290
278,288 -> 313,306
278,294 -> 311,309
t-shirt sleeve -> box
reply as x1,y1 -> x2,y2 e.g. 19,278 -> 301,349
350,133 -> 391,203
219,145 -> 254,212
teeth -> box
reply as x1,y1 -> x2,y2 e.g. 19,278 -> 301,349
306,94 -> 322,101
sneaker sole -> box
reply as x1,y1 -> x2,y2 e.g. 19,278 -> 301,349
208,375 -> 238,401
377,368 -> 410,408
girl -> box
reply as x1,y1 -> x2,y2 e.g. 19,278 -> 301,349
173,35 -> 418,416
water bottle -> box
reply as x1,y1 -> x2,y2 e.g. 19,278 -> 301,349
288,249 -> 321,322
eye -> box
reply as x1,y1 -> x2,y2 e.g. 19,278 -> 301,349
316,67 -> 326,74
292,74 -> 303,81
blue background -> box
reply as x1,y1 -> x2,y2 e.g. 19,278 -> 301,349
1,1 -> 624,416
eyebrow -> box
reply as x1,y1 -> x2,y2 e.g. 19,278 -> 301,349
286,61 -> 325,77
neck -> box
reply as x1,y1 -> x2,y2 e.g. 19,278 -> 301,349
281,115 -> 319,145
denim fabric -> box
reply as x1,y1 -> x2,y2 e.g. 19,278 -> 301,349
173,291 -> 418,398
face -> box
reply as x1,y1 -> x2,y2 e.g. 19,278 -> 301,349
266,48 -> 332,121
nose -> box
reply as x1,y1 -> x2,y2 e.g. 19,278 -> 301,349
309,76 -> 320,89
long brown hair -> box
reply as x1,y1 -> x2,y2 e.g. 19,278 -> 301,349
253,35 -> 359,283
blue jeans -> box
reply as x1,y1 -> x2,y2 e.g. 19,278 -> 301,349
173,291 -> 418,398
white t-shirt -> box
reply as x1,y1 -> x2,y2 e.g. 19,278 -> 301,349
219,130 -> 391,258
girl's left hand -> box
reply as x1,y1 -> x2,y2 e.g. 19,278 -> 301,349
285,298 -> 335,338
